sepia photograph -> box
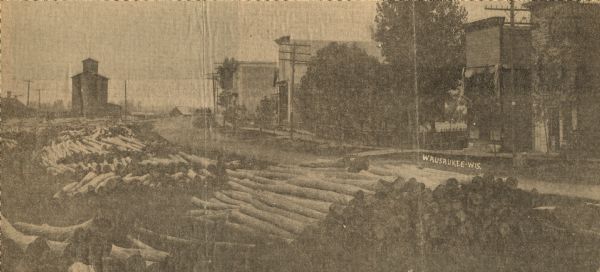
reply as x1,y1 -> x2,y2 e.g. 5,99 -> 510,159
1,0 -> 600,271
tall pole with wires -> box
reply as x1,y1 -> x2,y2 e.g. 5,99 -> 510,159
412,0 -> 421,161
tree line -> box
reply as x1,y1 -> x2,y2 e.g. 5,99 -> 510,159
295,1 -> 467,146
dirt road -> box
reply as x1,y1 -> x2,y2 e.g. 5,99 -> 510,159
153,117 -> 335,165
154,117 -> 600,202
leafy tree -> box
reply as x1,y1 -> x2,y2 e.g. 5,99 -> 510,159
298,42 -> 381,141
256,96 -> 276,133
373,1 -> 467,130
217,57 -> 239,91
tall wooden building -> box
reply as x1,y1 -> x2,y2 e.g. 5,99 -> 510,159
463,17 -> 533,153
71,58 -> 113,116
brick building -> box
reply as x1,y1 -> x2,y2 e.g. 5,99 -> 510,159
463,17 -> 533,153
72,58 -> 118,116
526,1 -> 600,156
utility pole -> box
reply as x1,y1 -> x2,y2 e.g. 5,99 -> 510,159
124,79 -> 128,114
289,44 -> 296,140
277,41 -> 310,140
485,0 -> 530,166
509,0 -> 516,164
412,0 -> 421,163
23,80 -> 32,107
37,89 -> 42,109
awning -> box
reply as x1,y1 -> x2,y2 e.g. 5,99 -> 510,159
464,65 -> 498,78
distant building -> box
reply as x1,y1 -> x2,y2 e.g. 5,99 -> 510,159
72,58 -> 119,116
170,106 -> 196,117
1,91 -> 35,119
274,35 -> 383,126
463,17 -> 533,153
232,61 -> 278,117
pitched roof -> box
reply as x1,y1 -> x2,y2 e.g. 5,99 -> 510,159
171,106 -> 196,115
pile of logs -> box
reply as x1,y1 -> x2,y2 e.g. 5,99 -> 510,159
1,214 -> 169,272
0,136 -> 18,150
41,125 -> 146,176
48,126 -> 221,198
54,154 -> 218,198
185,164 -> 394,242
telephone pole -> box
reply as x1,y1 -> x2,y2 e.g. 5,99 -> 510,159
23,80 -> 32,107
124,79 -> 128,114
37,89 -> 42,109
412,0 -> 421,162
278,41 -> 310,140
485,0 -> 530,166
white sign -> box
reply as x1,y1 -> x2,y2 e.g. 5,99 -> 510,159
422,154 -> 482,170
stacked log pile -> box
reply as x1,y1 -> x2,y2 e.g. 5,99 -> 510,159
185,164 -> 390,242
44,124 -> 222,198
0,136 -> 18,150
269,175 -> 600,272
1,214 -> 170,272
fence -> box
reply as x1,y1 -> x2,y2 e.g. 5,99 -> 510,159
308,123 -> 467,150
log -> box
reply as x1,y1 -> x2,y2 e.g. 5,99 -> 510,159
186,209 -> 230,218
229,210 -> 295,239
249,169 -> 297,180
288,177 -> 373,196
14,218 -> 94,241
191,196 -> 237,210
214,191 -> 248,207
1,214 -> 50,258
77,172 -> 116,194
178,152 -> 216,168
126,235 -> 156,251
223,183 -> 318,223
239,205 -> 306,234
239,180 -> 338,210
323,177 -> 379,191
112,243 -> 169,263
264,180 -> 352,204
256,192 -> 329,219
226,169 -> 278,185
209,198 -> 236,208
68,262 -> 96,272
227,178 -> 258,194
136,226 -> 199,248
221,190 -> 254,205
224,221 -> 293,244
363,166 -> 396,177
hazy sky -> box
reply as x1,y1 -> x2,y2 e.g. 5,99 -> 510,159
2,1 -> 525,109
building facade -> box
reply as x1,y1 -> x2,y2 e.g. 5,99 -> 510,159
232,61 -> 278,117
527,1 -> 600,156
71,58 -> 110,116
463,17 -> 533,153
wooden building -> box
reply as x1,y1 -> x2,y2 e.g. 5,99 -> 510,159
526,1 -> 600,156
71,58 -> 116,117
463,17 -> 533,153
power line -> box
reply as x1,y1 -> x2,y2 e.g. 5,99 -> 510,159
485,0 -> 525,166
277,41 -> 311,140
